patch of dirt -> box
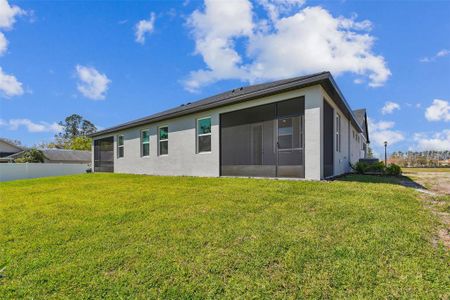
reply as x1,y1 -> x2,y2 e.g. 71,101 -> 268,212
407,171 -> 450,195
403,171 -> 450,249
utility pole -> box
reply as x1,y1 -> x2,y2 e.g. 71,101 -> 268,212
384,141 -> 388,166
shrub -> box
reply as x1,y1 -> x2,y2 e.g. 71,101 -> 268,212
14,148 -> 46,163
351,161 -> 368,174
367,161 -> 385,173
386,164 -> 402,176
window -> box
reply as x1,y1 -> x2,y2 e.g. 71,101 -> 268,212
197,117 -> 211,153
117,135 -> 124,158
278,118 -> 293,149
141,130 -> 150,157
159,126 -> 168,155
336,114 -> 341,152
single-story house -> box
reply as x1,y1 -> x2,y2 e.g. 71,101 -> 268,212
90,71 -> 369,180
1,148 -> 92,164
0,138 -> 24,159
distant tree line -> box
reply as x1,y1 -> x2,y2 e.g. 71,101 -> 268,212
389,151 -> 450,168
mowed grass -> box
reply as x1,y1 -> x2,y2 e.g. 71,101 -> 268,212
0,174 -> 449,299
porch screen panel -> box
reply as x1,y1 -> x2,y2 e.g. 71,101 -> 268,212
277,98 -> 305,178
94,137 -> 114,172
221,103 -> 277,177
220,97 -> 305,178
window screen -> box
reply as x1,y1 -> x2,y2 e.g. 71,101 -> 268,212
197,117 -> 211,153
141,130 -> 150,157
117,135 -> 124,158
336,114 -> 341,152
159,126 -> 168,155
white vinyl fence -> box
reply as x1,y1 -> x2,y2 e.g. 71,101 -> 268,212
0,163 -> 90,182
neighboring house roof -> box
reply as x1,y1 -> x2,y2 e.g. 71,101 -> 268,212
0,138 -> 24,151
1,149 -> 91,163
353,108 -> 370,143
40,149 -> 91,162
90,71 -> 365,138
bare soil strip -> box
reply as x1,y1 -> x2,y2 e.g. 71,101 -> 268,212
403,170 -> 450,249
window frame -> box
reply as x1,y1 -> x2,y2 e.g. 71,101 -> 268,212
117,134 -> 124,158
335,113 -> 341,152
141,129 -> 150,157
196,117 -> 212,154
158,125 -> 169,156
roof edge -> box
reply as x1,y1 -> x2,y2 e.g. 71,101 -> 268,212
90,72 -> 364,137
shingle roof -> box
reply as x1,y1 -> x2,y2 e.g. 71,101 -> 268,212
41,149 -> 91,162
353,108 -> 369,143
0,138 -> 24,151
91,71 -> 365,137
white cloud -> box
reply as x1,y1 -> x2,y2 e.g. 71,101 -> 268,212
425,99 -> 450,122
0,32 -> 7,55
184,0 -> 254,91
413,130 -> 450,151
75,65 -> 111,100
420,49 -> 450,63
0,1 -> 26,97
368,118 -> 404,147
381,101 -> 400,115
135,13 -> 156,44
185,1 -> 390,91
0,118 -> 62,133
437,49 -> 450,57
0,67 -> 23,97
257,0 -> 306,21
0,0 -> 25,30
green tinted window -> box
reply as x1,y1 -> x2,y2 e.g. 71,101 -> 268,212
141,130 -> 150,157
197,117 -> 211,153
142,130 -> 149,143
159,127 -> 168,140
118,135 -> 124,146
198,118 -> 211,135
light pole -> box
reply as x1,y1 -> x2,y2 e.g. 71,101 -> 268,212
384,141 -> 388,166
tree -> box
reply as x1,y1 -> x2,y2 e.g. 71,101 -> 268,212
69,136 -> 92,151
57,114 -> 83,141
80,120 -> 96,136
54,114 -> 97,150
14,149 -> 46,163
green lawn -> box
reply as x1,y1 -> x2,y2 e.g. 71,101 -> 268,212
403,168 -> 450,173
0,174 -> 449,299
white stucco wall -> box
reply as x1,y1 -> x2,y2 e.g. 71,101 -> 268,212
349,127 -> 364,165
304,86 -> 323,180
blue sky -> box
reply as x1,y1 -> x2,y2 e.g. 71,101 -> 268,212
0,0 -> 449,156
